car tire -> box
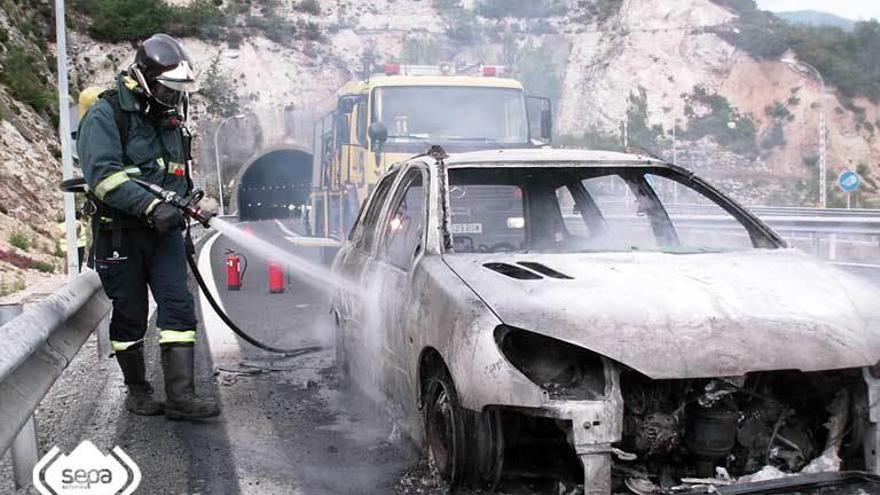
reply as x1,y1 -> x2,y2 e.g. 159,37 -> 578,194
422,365 -> 504,488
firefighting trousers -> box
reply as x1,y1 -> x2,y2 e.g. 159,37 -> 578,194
94,226 -> 197,351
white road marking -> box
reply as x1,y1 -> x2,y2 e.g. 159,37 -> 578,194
197,232 -> 241,364
833,261 -> 880,269
275,219 -> 341,247
274,219 -> 299,237
197,228 -> 308,495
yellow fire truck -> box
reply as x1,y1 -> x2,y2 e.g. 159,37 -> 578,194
310,63 -> 552,241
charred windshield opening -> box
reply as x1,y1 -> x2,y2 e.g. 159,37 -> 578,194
446,166 -> 773,254
372,86 -> 529,144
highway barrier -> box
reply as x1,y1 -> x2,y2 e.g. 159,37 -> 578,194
565,205 -> 880,264
0,271 -> 110,489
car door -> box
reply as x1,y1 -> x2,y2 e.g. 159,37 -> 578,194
334,170 -> 399,384
368,166 -> 428,407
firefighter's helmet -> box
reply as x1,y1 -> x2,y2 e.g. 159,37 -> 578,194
129,33 -> 198,109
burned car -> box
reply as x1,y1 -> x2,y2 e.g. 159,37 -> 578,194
330,148 -> 880,494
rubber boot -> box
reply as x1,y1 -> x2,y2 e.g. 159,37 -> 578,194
115,345 -> 164,416
161,343 -> 220,420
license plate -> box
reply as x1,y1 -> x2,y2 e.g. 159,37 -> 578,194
451,223 -> 483,234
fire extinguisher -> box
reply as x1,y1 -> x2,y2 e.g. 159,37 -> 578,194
268,261 -> 285,294
226,250 -> 247,291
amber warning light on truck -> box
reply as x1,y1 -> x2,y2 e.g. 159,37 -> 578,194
382,63 -> 503,77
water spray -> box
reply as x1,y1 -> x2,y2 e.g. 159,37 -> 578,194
60,177 -> 322,358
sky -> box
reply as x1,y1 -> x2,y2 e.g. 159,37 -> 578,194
756,0 -> 880,20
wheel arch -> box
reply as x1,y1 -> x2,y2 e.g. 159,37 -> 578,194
417,346 -> 453,408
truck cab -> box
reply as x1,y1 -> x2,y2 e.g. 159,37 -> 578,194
310,63 -> 552,242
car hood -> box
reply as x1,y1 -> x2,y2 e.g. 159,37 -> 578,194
443,249 -> 880,379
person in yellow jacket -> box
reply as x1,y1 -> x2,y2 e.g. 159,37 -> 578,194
57,211 -> 89,272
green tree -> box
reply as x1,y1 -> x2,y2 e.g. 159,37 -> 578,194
626,87 -> 666,154
477,0 -> 566,18
433,0 -> 480,45
0,46 -> 56,114
74,0 -> 172,41
198,55 -> 240,118
502,32 -> 560,107
853,163 -> 880,207
401,36 -> 444,64
72,0 -> 225,42
683,86 -> 758,158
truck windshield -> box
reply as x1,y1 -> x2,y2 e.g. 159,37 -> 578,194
372,86 -> 529,144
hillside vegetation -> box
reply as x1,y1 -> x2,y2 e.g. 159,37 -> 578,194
71,0 -> 322,45
712,0 -> 880,101
0,0 -> 69,294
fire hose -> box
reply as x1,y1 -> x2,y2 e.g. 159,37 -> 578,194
60,177 -> 323,359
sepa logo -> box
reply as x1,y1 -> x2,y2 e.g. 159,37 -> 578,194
33,440 -> 141,495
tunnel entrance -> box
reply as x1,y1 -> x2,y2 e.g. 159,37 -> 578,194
238,149 -> 312,221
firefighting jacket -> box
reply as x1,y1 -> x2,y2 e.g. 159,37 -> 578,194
77,74 -> 190,221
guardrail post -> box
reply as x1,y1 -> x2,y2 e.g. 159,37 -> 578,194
0,302 -> 22,327
97,314 -> 111,359
0,302 -> 38,489
10,415 -> 37,489
0,272 -> 111,463
829,233 -> 838,261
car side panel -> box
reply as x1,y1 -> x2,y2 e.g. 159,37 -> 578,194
409,258 -> 546,412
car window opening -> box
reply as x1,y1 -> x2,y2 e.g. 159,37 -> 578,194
447,167 -> 769,255
382,171 -> 426,269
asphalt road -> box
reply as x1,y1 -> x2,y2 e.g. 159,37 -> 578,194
0,219 -> 420,495
197,218 -> 419,495
1,223 -> 878,495
838,263 -> 880,287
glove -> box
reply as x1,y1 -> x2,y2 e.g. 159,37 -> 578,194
149,203 -> 185,234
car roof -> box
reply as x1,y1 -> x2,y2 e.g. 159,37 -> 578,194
408,148 -> 671,168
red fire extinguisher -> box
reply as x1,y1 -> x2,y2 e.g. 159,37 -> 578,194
268,261 -> 285,294
226,250 -> 247,291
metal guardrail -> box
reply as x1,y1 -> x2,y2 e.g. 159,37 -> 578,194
660,214 -> 880,236
562,206 -> 880,265
671,205 -> 880,218
0,271 -> 110,489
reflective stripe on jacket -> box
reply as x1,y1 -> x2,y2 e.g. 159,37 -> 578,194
57,220 -> 88,250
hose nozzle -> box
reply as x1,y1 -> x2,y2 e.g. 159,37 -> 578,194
132,178 -> 215,228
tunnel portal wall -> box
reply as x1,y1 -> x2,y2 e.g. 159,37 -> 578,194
237,149 -> 313,221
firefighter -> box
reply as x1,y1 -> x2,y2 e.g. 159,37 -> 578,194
77,34 -> 219,420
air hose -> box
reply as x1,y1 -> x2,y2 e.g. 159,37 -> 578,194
60,176 -> 323,359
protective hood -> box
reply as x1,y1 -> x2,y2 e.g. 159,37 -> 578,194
443,249 -> 880,379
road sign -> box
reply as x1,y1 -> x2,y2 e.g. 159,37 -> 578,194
838,170 -> 861,193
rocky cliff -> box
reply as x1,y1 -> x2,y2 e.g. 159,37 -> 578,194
67,0 -> 880,207
0,1 -> 66,294
2,0 -> 879,293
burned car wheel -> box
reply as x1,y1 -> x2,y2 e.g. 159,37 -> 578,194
423,368 -> 461,481
422,364 -> 504,488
